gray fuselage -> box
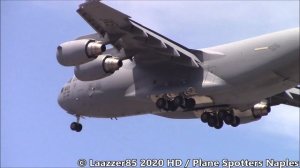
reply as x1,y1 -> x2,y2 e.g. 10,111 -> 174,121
58,28 -> 299,119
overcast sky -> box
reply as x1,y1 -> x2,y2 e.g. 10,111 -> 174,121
1,1 -> 299,167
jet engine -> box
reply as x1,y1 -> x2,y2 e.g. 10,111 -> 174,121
74,55 -> 123,81
235,101 -> 271,124
251,101 -> 270,119
56,39 -> 106,66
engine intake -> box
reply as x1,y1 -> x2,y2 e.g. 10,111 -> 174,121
56,39 -> 106,66
74,55 -> 122,81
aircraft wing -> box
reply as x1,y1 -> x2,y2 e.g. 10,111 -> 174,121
77,0 -> 202,68
270,86 -> 300,108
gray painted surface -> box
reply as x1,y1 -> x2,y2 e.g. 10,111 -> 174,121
57,0 -> 299,127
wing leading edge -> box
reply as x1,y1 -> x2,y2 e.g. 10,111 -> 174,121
77,0 -> 202,68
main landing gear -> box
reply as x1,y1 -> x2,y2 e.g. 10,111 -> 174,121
200,110 -> 240,129
156,95 -> 196,111
70,115 -> 82,132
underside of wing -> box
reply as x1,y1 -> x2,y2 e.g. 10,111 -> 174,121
270,86 -> 300,108
77,0 -> 202,68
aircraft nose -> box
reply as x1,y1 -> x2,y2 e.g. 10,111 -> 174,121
58,85 -> 76,115
58,92 -> 63,108
58,88 -> 67,111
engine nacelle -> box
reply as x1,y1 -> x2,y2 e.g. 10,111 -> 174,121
251,101 -> 271,119
74,55 -> 123,81
235,101 -> 271,124
56,39 -> 106,66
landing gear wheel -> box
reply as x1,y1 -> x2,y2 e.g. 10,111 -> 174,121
70,122 -> 77,131
174,96 -> 184,106
224,114 -> 234,125
167,100 -> 178,111
185,98 -> 196,109
207,115 -> 217,127
214,120 -> 224,129
76,123 -> 82,132
231,116 -> 240,127
218,110 -> 228,120
156,98 -> 166,109
201,112 -> 210,123
70,122 -> 82,132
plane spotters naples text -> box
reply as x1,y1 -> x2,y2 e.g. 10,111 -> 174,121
77,158 -> 300,168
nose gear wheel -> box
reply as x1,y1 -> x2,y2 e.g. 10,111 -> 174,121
70,115 -> 83,132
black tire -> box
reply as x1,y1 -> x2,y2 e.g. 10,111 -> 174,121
214,120 -> 224,129
70,122 -> 78,131
156,98 -> 166,109
231,116 -> 240,127
76,123 -> 83,132
201,112 -> 210,123
185,98 -> 196,109
167,100 -> 178,111
174,96 -> 184,106
224,114 -> 234,125
208,115 -> 217,127
267,106 -> 271,113
218,110 -> 227,120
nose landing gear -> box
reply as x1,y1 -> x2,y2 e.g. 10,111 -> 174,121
70,115 -> 82,132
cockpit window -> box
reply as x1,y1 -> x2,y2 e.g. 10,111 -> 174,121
61,88 -> 64,93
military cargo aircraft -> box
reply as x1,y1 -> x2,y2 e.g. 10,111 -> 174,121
57,0 -> 299,132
